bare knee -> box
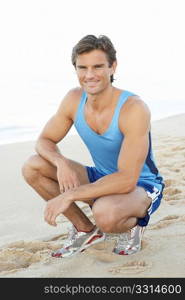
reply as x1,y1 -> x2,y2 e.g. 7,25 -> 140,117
92,198 -> 124,233
22,154 -> 42,185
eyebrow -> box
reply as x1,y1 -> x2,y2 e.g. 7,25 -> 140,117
94,64 -> 105,67
76,63 -> 105,68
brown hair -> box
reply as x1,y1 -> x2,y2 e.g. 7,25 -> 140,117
71,35 -> 117,83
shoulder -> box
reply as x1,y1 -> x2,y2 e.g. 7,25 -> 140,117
119,95 -> 151,133
121,94 -> 151,120
62,87 -> 83,103
57,87 -> 83,119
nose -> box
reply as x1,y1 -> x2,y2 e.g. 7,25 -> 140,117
85,68 -> 95,79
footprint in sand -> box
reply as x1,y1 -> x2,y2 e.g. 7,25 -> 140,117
172,146 -> 185,151
167,194 -> 184,201
109,260 -> 152,275
149,215 -> 183,230
163,187 -> 182,196
170,168 -> 181,173
167,199 -> 185,206
163,152 -> 176,158
163,179 -> 177,188
0,240 -> 61,274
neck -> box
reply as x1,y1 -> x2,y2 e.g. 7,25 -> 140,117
86,86 -> 115,111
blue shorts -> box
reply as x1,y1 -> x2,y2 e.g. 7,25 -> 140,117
86,166 -> 164,227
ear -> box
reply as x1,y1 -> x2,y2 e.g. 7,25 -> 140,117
111,60 -> 117,75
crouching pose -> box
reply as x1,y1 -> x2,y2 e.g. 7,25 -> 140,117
22,35 -> 164,257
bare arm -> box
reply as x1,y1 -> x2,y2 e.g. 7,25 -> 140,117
36,88 -> 83,192
68,98 -> 151,201
35,89 -> 78,167
44,97 -> 151,225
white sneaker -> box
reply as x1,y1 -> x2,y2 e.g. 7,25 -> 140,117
61,224 -> 78,247
113,225 -> 145,255
52,225 -> 105,258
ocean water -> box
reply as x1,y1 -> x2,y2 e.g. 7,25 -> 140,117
1,96 -> 185,146
0,76 -> 185,145
1,0 -> 185,145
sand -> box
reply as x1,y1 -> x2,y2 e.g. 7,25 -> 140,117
0,113 -> 185,278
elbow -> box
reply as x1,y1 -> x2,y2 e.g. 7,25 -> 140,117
125,182 -> 136,193
35,136 -> 45,154
118,178 -> 137,194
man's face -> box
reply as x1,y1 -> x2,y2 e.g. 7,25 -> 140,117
75,49 -> 116,95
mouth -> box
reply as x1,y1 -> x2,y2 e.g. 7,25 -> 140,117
85,81 -> 99,87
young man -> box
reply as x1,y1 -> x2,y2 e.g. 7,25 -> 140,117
22,35 -> 164,258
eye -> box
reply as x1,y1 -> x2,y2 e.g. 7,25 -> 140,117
95,65 -> 103,69
77,66 -> 86,70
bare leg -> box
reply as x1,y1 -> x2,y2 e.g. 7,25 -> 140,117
22,154 -> 94,231
92,186 -> 152,233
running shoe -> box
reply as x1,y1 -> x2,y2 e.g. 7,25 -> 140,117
52,225 -> 105,258
113,225 -> 145,255
59,224 -> 78,247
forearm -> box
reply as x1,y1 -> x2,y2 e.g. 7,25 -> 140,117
69,171 -> 136,203
35,137 -> 67,167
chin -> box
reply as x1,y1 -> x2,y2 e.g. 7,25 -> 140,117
83,86 -> 104,95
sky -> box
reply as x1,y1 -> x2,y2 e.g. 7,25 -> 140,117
0,0 -> 185,124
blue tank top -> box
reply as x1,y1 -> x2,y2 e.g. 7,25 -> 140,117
74,90 -> 164,191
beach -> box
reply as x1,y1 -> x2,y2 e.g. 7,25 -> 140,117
0,113 -> 185,278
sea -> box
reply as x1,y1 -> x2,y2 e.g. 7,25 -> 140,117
1,79 -> 185,145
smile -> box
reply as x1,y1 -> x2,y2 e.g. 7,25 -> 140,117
85,81 -> 99,86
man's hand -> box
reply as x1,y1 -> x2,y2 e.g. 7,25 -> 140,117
44,192 -> 73,226
56,159 -> 81,193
